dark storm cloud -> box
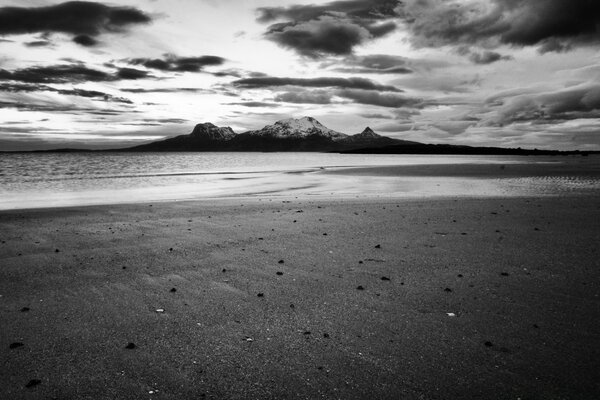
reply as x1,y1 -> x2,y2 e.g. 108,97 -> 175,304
335,89 -> 424,108
0,64 -> 150,84
126,55 -> 226,72
256,0 -> 401,57
274,90 -> 333,104
403,0 -> 600,52
483,84 -> 600,125
233,76 -> 400,92
0,1 -> 151,46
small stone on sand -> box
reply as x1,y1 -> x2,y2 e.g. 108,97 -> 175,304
257,293 -> 264,297
381,276 -> 390,281
444,287 -> 453,292
356,285 -> 364,290
278,259 -> 284,264
276,271 -> 283,275
25,379 -> 41,388
374,244 -> 381,249
484,341 -> 493,347
170,288 -> 177,292
20,307 -> 30,312
125,342 -> 136,349
10,342 -> 24,349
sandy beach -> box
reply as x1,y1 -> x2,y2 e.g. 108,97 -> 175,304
1,191 -> 599,399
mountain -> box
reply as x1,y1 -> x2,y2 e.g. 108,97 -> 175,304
123,117 -> 592,155
248,116 -> 347,141
127,117 -> 408,152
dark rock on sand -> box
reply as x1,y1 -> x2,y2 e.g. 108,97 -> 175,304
357,285 -> 365,290
20,307 -> 30,312
278,259 -> 284,264
170,288 -> 177,292
9,342 -> 24,349
381,276 -> 390,281
125,342 -> 136,349
444,288 -> 453,292
25,379 -> 41,388
374,244 -> 381,248
276,271 -> 283,275
484,341 -> 493,347
257,293 -> 264,297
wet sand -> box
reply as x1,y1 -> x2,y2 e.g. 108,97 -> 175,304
1,194 -> 599,399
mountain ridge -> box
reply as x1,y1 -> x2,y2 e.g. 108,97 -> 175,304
128,116 -> 417,152
119,116 -> 594,155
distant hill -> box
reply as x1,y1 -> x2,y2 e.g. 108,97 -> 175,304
126,116 -> 426,152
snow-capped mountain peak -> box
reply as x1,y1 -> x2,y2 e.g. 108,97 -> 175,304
251,116 -> 348,140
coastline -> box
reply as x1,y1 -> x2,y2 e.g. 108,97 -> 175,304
1,195 -> 599,399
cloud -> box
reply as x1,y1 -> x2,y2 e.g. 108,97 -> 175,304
483,83 -> 600,125
233,76 -> 400,92
468,50 -> 512,65
226,101 -> 281,108
331,54 -> 413,74
274,90 -> 333,104
0,64 -> 149,84
335,89 -> 424,108
120,87 -> 214,94
73,34 -> 98,47
256,0 -> 401,57
126,55 -> 226,72
25,40 -> 51,47
116,67 -> 150,80
403,0 -> 600,53
0,1 -> 151,46
0,82 -> 132,104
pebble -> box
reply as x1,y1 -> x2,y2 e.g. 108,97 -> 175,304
381,276 -> 390,281
20,307 -> 30,312
257,293 -> 264,297
356,285 -> 365,290
500,272 -> 509,276
276,271 -> 283,275
25,379 -> 41,388
170,288 -> 177,292
323,333 -> 330,338
278,259 -> 284,264
374,244 -> 381,249
10,342 -> 24,349
484,341 -> 493,347
125,342 -> 136,349
55,249 -> 60,253
444,287 -> 453,292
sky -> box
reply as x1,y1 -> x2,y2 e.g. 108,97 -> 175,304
0,0 -> 599,151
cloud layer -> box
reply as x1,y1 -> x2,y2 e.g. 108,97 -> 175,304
257,0 -> 401,57
0,1 -> 151,46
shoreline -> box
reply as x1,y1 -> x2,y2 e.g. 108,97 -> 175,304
1,195 -> 599,399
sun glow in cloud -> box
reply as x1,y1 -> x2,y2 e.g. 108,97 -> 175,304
0,0 -> 599,150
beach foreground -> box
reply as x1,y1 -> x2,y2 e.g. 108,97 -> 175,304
1,196 -> 599,399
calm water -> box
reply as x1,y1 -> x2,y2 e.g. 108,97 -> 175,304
0,152 -> 598,210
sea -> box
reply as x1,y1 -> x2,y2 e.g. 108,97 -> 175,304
0,152 -> 599,210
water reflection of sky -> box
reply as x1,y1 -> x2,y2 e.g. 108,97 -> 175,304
0,153 -> 597,210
